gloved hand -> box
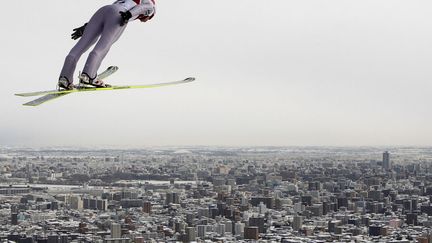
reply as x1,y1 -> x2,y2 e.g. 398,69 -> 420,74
119,11 -> 132,26
71,23 -> 87,40
138,13 -> 154,22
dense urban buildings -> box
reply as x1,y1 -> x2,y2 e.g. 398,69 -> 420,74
0,146 -> 432,242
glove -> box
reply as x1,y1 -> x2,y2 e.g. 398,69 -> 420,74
138,13 -> 154,22
71,23 -> 87,40
119,11 -> 132,26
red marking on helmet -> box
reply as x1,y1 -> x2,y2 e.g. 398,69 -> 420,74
133,0 -> 155,4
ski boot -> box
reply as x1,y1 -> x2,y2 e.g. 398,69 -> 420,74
79,73 -> 111,88
57,76 -> 75,90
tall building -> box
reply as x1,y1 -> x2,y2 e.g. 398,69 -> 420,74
249,217 -> 266,233
369,225 -> 382,236
406,213 -> 418,225
143,202 -> 152,214
307,204 -> 323,217
383,151 -> 391,170
251,197 -> 274,209
197,225 -> 207,239
293,215 -> 303,231
11,213 -> 18,225
216,223 -> 225,236
26,163 -> 33,183
83,197 -> 107,211
97,199 -> 108,211
166,192 -> 180,205
185,227 -> 196,242
174,221 -> 186,233
244,226 -> 259,240
70,196 -> 83,211
294,202 -> 304,214
223,220 -> 233,234
120,199 -> 143,208
111,223 -> 122,238
258,202 -> 267,214
234,222 -> 245,236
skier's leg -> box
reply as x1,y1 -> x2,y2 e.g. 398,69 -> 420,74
82,5 -> 126,80
59,7 -> 106,84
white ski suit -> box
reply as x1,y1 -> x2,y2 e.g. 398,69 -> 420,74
60,0 -> 156,82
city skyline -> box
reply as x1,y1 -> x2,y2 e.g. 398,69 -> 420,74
1,147 -> 432,242
2,0 -> 432,147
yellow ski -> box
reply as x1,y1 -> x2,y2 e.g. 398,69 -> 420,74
16,70 -> 196,106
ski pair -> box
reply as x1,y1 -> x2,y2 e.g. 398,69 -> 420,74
15,67 -> 196,106
19,66 -> 119,106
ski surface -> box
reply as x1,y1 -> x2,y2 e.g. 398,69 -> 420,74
16,66 -> 119,97
22,66 -> 119,106
17,77 -> 195,97
21,77 -> 196,106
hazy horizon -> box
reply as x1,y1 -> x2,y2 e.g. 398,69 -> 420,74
2,0 -> 432,147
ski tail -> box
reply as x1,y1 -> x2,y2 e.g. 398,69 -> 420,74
23,93 -> 68,107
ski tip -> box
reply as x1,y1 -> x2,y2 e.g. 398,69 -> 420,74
22,103 -> 37,107
15,93 -> 29,97
108,66 -> 119,71
185,77 -> 196,82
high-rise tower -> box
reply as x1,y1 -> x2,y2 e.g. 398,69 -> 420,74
383,151 -> 391,170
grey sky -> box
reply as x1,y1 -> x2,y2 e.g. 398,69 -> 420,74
1,0 -> 432,147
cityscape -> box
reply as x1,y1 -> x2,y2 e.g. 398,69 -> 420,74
4,1 -> 432,243
0,146 -> 432,242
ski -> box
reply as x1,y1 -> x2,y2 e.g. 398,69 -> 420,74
22,66 -> 119,107
18,77 -> 195,98
19,76 -> 196,106
16,66 -> 119,97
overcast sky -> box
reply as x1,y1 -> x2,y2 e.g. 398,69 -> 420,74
1,0 -> 432,147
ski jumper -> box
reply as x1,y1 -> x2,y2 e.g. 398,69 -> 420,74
60,0 -> 156,83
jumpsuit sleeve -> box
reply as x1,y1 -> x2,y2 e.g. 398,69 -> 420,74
129,2 -> 155,20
